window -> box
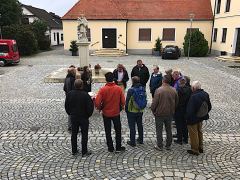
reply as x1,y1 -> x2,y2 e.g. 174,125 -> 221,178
222,28 -> 227,43
54,33 -> 56,41
216,0 -> 221,14
0,45 -> 9,53
213,28 -> 218,42
61,34 -> 64,41
139,28 -> 151,41
187,28 -> 199,34
225,0 -> 231,12
87,28 -> 91,42
162,28 -> 175,41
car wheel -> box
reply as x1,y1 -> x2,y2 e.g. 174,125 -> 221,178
162,55 -> 165,59
0,60 -> 5,67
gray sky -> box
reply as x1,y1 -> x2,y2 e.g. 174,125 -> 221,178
19,0 -> 79,17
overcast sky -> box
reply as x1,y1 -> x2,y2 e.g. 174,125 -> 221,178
19,0 -> 79,17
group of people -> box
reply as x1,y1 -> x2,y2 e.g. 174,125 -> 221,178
64,59 -> 212,157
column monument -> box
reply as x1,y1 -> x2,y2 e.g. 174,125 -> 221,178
76,15 -> 90,68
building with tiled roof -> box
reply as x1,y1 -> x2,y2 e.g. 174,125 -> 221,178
62,0 -> 214,55
22,4 -> 64,46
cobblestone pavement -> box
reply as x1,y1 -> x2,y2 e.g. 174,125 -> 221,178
1,47 -> 240,180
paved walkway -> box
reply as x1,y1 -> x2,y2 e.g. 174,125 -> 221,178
0,48 -> 240,180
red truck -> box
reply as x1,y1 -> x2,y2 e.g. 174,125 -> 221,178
0,39 -> 20,66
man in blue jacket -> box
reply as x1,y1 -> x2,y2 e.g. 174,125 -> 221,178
149,65 -> 162,98
186,81 -> 212,155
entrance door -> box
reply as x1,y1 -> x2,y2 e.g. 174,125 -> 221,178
57,33 -> 60,45
102,29 -> 116,48
235,29 -> 240,56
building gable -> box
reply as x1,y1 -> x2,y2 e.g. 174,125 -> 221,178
62,0 -> 213,20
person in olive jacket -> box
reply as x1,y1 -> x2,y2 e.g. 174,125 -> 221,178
131,60 -> 150,87
65,79 -> 94,157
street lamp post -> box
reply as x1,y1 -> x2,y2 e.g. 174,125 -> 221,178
187,13 -> 195,60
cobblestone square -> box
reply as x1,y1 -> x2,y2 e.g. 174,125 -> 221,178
1,48 -> 240,179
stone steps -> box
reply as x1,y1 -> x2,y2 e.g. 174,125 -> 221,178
216,56 -> 240,63
91,49 -> 128,57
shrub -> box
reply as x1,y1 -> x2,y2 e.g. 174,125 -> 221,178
38,38 -> 51,50
183,30 -> 209,57
32,20 -> 50,50
69,40 -> 78,52
2,25 -> 38,55
154,37 -> 162,52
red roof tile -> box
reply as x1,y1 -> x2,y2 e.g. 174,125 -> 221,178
62,0 -> 213,20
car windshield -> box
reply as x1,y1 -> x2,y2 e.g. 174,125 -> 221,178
166,47 -> 176,50
0,45 -> 9,53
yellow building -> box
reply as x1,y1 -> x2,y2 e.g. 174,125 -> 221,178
211,0 -> 240,56
62,0 -> 213,55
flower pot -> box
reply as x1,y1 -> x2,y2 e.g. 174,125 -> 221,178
152,49 -> 160,56
72,51 -> 78,56
95,69 -> 100,75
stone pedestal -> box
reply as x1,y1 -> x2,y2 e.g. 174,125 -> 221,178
77,41 -> 90,68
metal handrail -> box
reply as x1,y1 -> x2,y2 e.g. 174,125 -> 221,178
91,41 -> 100,47
118,41 -> 126,47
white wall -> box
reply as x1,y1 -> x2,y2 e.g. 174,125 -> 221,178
51,29 -> 64,46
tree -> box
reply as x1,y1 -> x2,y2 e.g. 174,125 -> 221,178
32,20 -> 50,50
3,25 -> 38,55
0,0 -> 22,26
183,30 -> 209,57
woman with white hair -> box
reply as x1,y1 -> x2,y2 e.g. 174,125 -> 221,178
186,81 -> 212,156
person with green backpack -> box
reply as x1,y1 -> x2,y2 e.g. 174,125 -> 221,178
125,76 -> 147,147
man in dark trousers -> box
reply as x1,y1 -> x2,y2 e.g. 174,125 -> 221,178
95,72 -> 126,153
131,60 -> 150,87
174,77 -> 192,145
151,75 -> 178,151
63,66 -> 76,131
65,79 -> 94,156
186,81 -> 211,156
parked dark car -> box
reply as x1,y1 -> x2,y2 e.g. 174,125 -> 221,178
162,45 -> 181,59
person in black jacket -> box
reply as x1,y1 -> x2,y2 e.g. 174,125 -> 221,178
186,81 -> 212,156
113,64 -> 129,90
131,60 -> 150,87
65,79 -> 94,157
174,77 -> 192,145
81,66 -> 92,92
63,66 -> 76,131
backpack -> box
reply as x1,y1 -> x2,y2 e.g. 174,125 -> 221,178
196,101 -> 208,118
132,86 -> 147,110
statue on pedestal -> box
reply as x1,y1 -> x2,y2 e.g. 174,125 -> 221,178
77,16 -> 88,42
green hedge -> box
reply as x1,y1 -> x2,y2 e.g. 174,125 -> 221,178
3,25 -> 38,55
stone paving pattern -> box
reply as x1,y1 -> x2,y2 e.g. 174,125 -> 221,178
1,47 -> 240,179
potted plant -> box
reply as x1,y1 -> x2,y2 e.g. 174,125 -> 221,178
69,40 -> 78,56
94,64 -> 101,75
152,37 -> 162,56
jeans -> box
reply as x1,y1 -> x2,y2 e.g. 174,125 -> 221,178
127,112 -> 143,145
188,122 -> 203,153
155,116 -> 173,148
103,115 -> 122,150
71,116 -> 89,154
